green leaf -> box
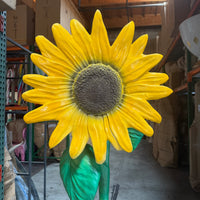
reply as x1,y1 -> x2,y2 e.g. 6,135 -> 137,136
128,128 -> 144,151
60,144 -> 101,200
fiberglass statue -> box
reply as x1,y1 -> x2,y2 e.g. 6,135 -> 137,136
22,10 -> 172,200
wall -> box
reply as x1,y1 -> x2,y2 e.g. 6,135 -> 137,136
60,0 -> 87,33
6,4 -> 35,46
35,0 -> 86,44
108,27 -> 161,54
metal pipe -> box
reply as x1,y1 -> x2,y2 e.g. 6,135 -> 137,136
28,124 -> 32,200
6,77 -> 22,79
111,184 -> 120,200
128,2 -> 166,8
187,49 -> 194,128
5,111 -> 27,114
78,0 -> 81,7
21,161 -> 44,164
7,62 -> 30,65
16,172 -> 30,176
44,122 -> 48,200
79,2 -> 167,11
6,37 -> 32,54
28,60 -> 33,200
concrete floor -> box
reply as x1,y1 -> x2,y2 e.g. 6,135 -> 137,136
32,139 -> 200,200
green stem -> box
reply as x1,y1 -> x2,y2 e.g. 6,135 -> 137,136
99,142 -> 110,200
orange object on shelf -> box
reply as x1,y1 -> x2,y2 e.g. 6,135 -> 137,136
5,106 -> 28,111
7,57 -> 25,62
174,64 -> 200,93
174,83 -> 188,93
188,65 -> 200,82
7,46 -> 30,52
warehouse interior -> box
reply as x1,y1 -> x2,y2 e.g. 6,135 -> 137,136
1,0 -> 200,199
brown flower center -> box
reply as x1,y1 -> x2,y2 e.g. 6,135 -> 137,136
73,63 -> 123,115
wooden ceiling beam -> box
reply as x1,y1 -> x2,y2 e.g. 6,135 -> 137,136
103,13 -> 162,28
77,0 -> 167,7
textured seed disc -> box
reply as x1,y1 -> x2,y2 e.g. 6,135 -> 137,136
73,64 -> 123,115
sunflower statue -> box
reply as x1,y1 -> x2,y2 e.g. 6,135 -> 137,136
22,10 -> 172,200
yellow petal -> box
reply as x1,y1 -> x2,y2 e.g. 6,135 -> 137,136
88,116 -> 107,164
107,111 -> 133,152
23,74 -> 70,90
121,54 -> 163,83
70,112 -> 89,159
91,10 -> 110,63
22,88 -> 70,105
103,115 -> 122,150
122,34 -> 148,68
129,34 -> 148,59
52,23 -> 88,69
126,84 -> 173,100
35,36 -> 76,70
31,53 -> 74,77
124,95 -> 161,123
118,106 -> 154,137
111,21 -> 135,69
134,72 -> 169,85
70,19 -> 94,62
23,99 -> 72,124
49,105 -> 77,148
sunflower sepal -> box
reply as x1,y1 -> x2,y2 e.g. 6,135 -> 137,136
60,144 -> 109,200
128,128 -> 144,151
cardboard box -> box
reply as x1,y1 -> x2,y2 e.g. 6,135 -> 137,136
152,93 -> 180,168
7,119 -> 26,144
48,122 -> 66,159
0,0 -> 16,11
6,4 -> 35,46
34,122 -> 52,158
17,0 -> 36,11
164,59 -> 185,90
35,0 -> 86,43
189,119 -> 200,192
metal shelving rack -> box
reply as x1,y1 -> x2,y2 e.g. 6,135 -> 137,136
0,11 -> 7,200
6,37 -> 49,200
5,38 -> 36,200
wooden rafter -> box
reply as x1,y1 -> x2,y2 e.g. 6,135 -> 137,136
82,6 -> 162,28
103,13 -> 162,28
73,0 -> 164,28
